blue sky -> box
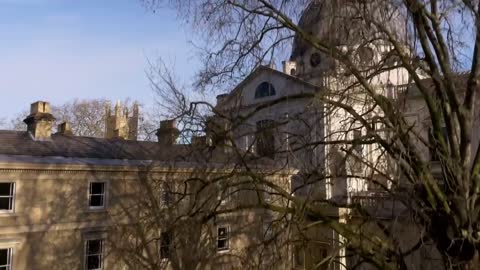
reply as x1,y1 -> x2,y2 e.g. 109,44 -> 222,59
0,0 -> 196,119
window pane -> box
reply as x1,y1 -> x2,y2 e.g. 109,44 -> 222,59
87,255 -> 101,269
255,82 -> 276,98
90,183 -> 104,194
0,183 -> 11,196
87,240 -> 102,254
0,249 -> 8,265
90,195 -> 104,207
218,227 -> 227,237
217,239 -> 227,249
0,198 -> 11,210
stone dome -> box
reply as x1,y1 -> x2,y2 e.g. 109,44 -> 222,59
290,1 -> 405,60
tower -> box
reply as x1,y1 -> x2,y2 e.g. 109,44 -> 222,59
105,101 -> 139,140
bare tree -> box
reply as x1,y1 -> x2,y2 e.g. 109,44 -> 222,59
131,0 -> 480,269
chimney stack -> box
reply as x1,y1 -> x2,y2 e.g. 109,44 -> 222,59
56,122 -> 73,136
206,116 -> 232,152
156,119 -> 180,145
23,101 -> 55,140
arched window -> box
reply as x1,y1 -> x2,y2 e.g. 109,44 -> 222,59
254,82 -> 276,99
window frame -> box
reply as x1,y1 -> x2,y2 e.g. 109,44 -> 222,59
84,238 -> 104,270
254,82 -> 276,99
216,226 -> 230,252
88,182 -> 106,210
0,247 -> 13,270
0,182 -> 15,214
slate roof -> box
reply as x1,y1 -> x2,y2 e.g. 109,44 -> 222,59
0,130 -> 190,161
0,130 -> 278,168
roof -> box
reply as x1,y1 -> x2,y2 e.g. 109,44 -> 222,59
0,130 -> 188,161
0,130 -> 282,170
290,1 -> 405,60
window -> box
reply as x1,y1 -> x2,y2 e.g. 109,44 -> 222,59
356,46 -> 374,65
85,239 -> 104,270
217,226 -> 230,251
0,248 -> 12,270
254,82 -> 276,99
0,183 -> 15,212
159,231 -> 172,260
89,182 -> 105,209
161,182 -> 174,207
256,120 -> 275,159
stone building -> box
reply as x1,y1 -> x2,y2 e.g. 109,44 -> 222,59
0,100 -> 296,270
1,2 -> 477,270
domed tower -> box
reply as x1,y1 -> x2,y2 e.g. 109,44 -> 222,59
285,1 -> 411,202
289,0 -> 408,87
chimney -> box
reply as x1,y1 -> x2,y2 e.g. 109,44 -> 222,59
282,61 -> 297,75
206,116 -> 232,152
56,122 -> 73,136
156,119 -> 180,145
23,101 -> 55,140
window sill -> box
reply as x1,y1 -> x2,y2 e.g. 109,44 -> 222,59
216,249 -> 230,254
84,208 -> 108,214
0,211 -> 18,217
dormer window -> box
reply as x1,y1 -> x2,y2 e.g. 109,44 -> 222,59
254,82 -> 276,99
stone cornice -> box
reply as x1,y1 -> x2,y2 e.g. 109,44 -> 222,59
0,155 -> 297,176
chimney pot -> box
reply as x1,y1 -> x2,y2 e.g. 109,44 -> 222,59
56,122 -> 73,136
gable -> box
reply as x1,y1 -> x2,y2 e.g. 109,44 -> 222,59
237,67 -> 318,107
